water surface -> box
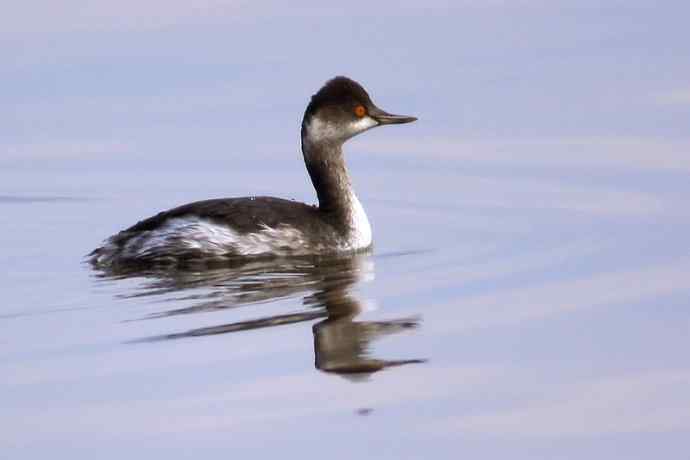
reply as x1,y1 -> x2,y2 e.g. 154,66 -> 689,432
2,150 -> 689,458
3,2 -> 690,456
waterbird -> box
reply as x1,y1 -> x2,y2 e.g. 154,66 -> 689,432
89,76 -> 417,268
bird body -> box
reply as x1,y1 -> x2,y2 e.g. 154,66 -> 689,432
89,76 -> 416,268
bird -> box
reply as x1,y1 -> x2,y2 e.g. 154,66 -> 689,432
89,76 -> 417,269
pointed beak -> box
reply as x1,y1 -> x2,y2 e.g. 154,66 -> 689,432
369,106 -> 417,125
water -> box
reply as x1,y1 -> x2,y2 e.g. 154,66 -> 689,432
2,148 -> 689,458
3,2 -> 690,456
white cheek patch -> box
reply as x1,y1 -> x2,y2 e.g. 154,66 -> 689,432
350,116 -> 378,135
305,117 -> 345,144
305,115 -> 378,144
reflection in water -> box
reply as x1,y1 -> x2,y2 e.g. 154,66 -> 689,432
309,283 -> 424,381
95,253 -> 425,379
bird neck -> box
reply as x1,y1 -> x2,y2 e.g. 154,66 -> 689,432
301,121 -> 357,219
301,116 -> 372,249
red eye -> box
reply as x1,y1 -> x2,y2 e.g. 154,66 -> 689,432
354,105 -> 367,118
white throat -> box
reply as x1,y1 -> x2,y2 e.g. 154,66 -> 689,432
346,190 -> 372,250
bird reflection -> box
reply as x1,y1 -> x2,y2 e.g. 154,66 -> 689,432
310,285 -> 425,381
95,253 -> 425,378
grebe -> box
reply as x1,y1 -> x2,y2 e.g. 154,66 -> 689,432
89,76 -> 416,268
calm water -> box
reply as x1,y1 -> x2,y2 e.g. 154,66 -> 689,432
2,146 -> 689,458
4,1 -> 690,456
